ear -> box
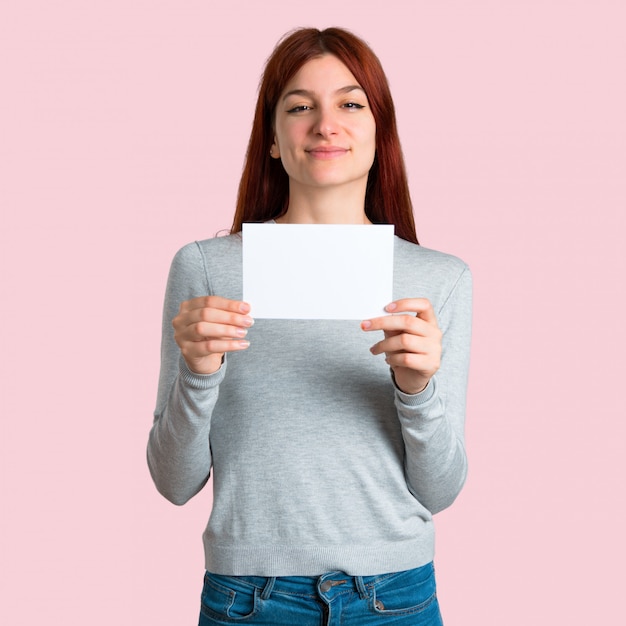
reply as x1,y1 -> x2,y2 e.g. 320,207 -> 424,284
270,138 -> 280,159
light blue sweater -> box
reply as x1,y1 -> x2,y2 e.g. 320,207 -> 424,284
148,232 -> 472,576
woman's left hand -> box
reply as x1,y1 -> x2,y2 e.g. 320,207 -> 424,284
361,298 -> 442,395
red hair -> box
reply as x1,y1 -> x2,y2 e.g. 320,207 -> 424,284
231,27 -> 418,244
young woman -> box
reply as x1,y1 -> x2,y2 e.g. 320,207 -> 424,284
148,27 -> 472,626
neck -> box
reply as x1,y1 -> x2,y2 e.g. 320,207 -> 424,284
277,181 -> 371,225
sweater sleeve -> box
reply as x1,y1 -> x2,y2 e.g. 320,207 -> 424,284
394,266 -> 472,514
147,242 -> 225,505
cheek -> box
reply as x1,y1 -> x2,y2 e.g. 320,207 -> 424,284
274,120 -> 303,150
363,127 -> 377,159
359,118 -> 376,150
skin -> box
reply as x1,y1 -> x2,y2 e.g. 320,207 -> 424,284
173,55 -> 442,393
270,54 -> 376,225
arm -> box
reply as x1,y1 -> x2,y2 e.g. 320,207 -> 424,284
147,243 -> 252,505
362,267 -> 472,513
147,360 -> 224,505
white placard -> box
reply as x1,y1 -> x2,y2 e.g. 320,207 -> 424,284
242,223 -> 394,319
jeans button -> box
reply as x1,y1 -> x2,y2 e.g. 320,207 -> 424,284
320,581 -> 332,593
375,600 -> 385,610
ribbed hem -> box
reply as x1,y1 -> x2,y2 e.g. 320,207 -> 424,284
203,531 -> 435,577
178,355 -> 226,389
394,375 -> 437,408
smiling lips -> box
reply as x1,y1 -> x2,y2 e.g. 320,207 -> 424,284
306,146 -> 349,159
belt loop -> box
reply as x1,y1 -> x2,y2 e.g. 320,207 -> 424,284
260,577 -> 276,600
355,576 -> 369,600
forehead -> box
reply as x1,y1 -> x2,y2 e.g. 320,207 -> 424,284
282,54 -> 362,94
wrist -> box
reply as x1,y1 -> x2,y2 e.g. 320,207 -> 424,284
391,369 -> 430,395
184,353 -> 224,376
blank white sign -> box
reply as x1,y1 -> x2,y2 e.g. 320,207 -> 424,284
242,223 -> 394,320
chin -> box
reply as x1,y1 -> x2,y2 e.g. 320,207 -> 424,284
307,170 -> 368,187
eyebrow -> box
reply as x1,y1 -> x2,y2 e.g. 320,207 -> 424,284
281,85 -> 365,101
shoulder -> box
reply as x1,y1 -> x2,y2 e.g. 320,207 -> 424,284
393,237 -> 471,311
169,233 -> 243,300
394,237 -> 469,275
194,232 -> 242,256
171,233 -> 241,267
175,232 -> 241,257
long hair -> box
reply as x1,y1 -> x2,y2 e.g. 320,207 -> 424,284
231,27 -> 418,244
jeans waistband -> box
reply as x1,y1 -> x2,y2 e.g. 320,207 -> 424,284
207,570 -> 408,601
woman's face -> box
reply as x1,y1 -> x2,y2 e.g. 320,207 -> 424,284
271,54 -> 376,196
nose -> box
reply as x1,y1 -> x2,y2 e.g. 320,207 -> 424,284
312,106 -> 338,138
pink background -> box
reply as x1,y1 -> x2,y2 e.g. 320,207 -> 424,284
1,1 -> 624,623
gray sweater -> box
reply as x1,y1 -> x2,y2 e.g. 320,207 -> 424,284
147,232 -> 472,576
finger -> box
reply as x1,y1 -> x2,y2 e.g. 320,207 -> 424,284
174,306 -> 254,334
180,338 -> 250,361
184,306 -> 254,328
183,321 -> 251,342
384,298 -> 437,323
198,338 -> 251,355
180,296 -> 251,315
385,352 -> 438,371
369,333 -> 429,356
361,314 -> 437,336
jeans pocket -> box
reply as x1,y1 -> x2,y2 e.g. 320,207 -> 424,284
371,563 -> 441,619
200,573 -> 261,622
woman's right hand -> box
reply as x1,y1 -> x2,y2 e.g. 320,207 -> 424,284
172,296 -> 254,375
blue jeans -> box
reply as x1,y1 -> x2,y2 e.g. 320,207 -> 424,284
198,562 -> 443,625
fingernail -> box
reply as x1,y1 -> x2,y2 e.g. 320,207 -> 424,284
242,316 -> 254,327
361,320 -> 372,330
239,303 -> 251,313
385,302 -> 397,312
238,340 -> 250,348
235,328 -> 248,337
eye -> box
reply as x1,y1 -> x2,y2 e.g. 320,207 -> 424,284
342,102 -> 365,110
286,105 -> 313,113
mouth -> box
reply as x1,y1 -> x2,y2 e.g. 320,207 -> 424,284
306,147 -> 349,159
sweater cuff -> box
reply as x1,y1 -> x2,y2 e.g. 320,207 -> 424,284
393,374 -> 437,408
178,355 -> 227,389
